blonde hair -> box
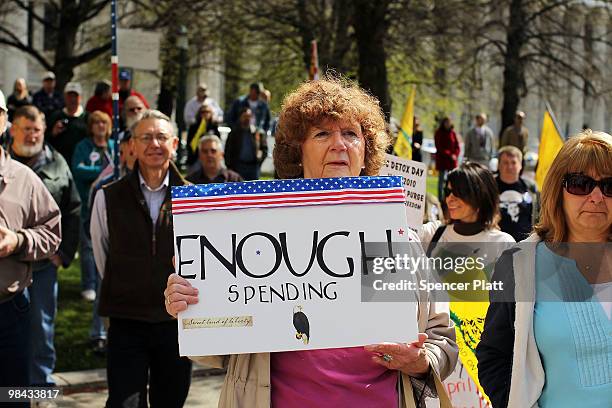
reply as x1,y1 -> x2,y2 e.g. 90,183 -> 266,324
273,76 -> 390,178
88,110 -> 112,140
534,129 -> 612,242
498,145 -> 523,163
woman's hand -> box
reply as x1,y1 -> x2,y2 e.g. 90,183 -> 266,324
164,273 -> 199,318
365,333 -> 430,377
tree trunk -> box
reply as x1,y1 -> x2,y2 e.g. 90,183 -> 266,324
157,68 -> 178,117
500,0 -> 527,135
157,33 -> 180,117
296,0 -> 353,75
296,0 -> 315,72
329,0 -> 353,72
53,0 -> 80,91
353,0 -> 391,119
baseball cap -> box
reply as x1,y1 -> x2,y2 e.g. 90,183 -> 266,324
0,90 -> 7,112
64,82 -> 82,95
119,69 -> 131,81
43,71 -> 56,80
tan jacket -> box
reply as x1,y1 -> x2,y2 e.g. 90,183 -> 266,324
0,146 -> 61,301
193,292 -> 458,407
500,125 -> 529,153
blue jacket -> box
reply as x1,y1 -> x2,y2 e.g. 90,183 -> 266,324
71,137 -> 116,218
226,96 -> 271,132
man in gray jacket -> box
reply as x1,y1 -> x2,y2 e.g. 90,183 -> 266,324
0,91 -> 61,401
9,105 -> 81,387
464,113 -> 495,168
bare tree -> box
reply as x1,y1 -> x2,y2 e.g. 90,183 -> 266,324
472,0 -> 612,132
0,0 -> 113,90
353,0 -> 392,117
125,0 -> 225,114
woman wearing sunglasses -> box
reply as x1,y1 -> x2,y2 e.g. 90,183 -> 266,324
419,162 -> 515,406
477,129 -> 612,408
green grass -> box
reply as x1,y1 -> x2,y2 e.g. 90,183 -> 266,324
426,174 -> 438,197
55,262 -> 106,372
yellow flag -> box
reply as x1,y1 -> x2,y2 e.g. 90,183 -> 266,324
439,245 -> 492,405
535,106 -> 564,191
450,301 -> 492,405
393,86 -> 415,159
190,117 -> 207,153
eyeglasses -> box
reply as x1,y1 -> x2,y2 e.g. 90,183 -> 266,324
563,173 -> 612,197
136,134 -> 173,144
14,123 -> 44,134
128,107 -> 143,113
443,186 -> 460,198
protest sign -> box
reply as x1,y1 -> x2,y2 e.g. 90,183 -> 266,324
426,364 -> 491,408
172,176 -> 418,356
380,154 -> 427,231
117,28 -> 161,71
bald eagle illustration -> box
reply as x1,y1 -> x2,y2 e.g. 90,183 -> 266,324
293,306 -> 310,345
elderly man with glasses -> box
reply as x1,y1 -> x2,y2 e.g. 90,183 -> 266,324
90,110 -> 192,408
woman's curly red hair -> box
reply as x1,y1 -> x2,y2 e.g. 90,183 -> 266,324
273,76 -> 391,178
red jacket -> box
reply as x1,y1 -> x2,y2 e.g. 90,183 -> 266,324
85,95 -> 113,118
434,128 -> 460,171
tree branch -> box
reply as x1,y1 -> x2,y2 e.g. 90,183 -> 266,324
69,41 -> 112,66
9,0 -> 59,30
0,29 -> 52,69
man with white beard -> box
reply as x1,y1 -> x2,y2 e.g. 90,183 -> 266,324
120,95 -> 145,134
9,105 -> 81,388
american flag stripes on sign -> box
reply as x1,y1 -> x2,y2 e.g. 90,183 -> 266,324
171,176 -> 405,215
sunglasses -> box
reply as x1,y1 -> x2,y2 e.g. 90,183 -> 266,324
563,173 -> 612,197
443,186 -> 461,198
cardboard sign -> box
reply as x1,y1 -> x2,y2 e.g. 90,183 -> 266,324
380,154 -> 427,231
172,176 -> 418,356
426,364 -> 491,408
117,28 -> 161,71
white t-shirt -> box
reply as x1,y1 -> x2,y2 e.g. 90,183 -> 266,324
419,220 -> 516,278
419,220 -> 515,245
248,99 -> 258,126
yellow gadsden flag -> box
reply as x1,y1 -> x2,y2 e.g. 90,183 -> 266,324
535,105 -> 564,191
393,86 -> 416,159
190,117 -> 207,154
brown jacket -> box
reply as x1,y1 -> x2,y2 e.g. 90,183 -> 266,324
192,285 -> 457,407
0,146 -> 62,302
500,125 -> 529,153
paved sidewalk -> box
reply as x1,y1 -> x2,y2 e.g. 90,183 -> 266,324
52,366 -> 224,407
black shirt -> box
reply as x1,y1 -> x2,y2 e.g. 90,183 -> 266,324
496,176 -> 534,242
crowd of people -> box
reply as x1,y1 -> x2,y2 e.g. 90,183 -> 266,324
0,71 -> 610,408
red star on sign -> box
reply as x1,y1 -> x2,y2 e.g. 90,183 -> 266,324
398,228 -> 404,235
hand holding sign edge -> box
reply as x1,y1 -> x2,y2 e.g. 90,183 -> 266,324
364,333 -> 430,377
165,256 -> 199,319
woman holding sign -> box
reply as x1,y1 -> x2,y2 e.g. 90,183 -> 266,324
165,77 -> 458,407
